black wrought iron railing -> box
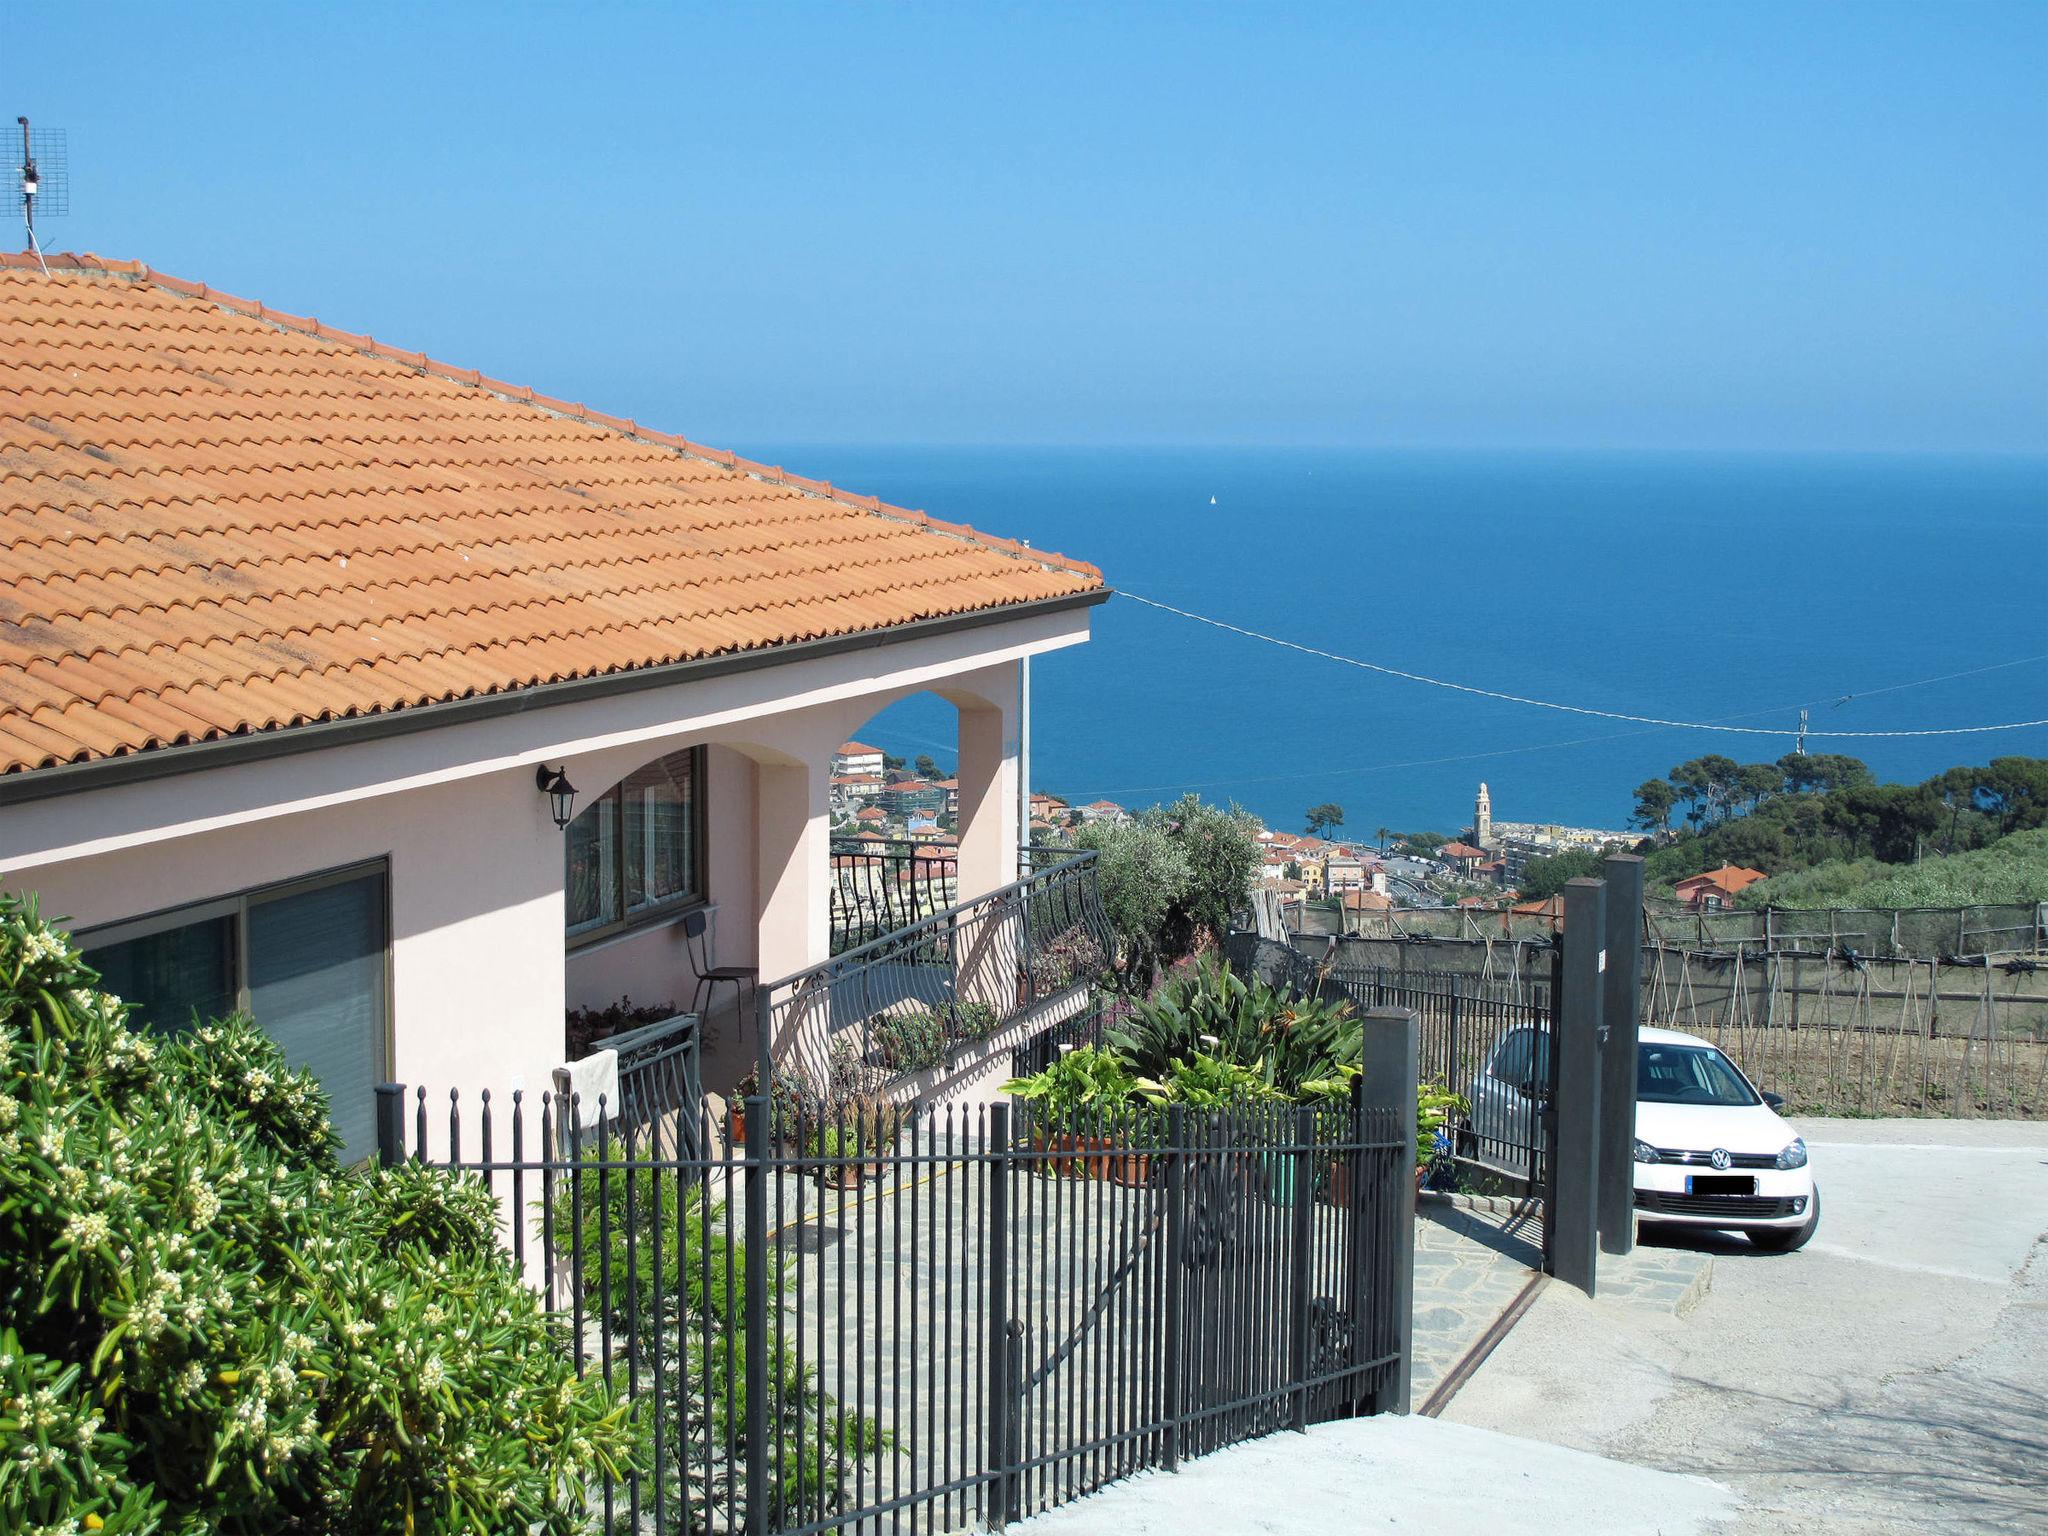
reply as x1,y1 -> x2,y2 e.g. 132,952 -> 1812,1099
766,850 -> 1114,1099
829,838 -> 960,953
375,1081 -> 1415,1535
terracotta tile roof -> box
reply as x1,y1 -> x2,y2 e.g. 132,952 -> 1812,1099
1675,863 -> 1767,896
0,255 -> 1105,778
1439,841 -> 1487,859
837,741 -> 884,756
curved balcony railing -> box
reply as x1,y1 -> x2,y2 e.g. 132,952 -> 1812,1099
828,838 -> 959,953
765,849 -> 1112,1104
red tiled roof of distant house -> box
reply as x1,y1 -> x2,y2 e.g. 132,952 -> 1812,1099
1675,864 -> 1768,897
838,741 -> 885,756
1084,799 -> 1124,812
1440,841 -> 1487,860
1455,896 -> 1495,909
0,256 -> 1104,778
1262,878 -> 1307,894
1342,890 -> 1393,911
856,830 -> 889,843
855,806 -> 887,822
831,773 -> 883,787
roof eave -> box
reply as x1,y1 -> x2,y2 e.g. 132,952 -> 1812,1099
0,588 -> 1111,807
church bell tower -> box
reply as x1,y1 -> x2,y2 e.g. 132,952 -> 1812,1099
1475,782 -> 1493,850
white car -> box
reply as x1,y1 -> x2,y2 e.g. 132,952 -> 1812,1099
1631,1026 -> 1818,1251
1463,1024 -> 1819,1252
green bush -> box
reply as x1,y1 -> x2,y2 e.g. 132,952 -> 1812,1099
1735,827 -> 2048,910
0,896 -> 633,1535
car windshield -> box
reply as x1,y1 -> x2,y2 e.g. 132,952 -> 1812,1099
1637,1042 -> 1759,1107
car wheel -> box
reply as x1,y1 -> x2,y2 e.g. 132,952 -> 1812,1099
1748,1186 -> 1819,1252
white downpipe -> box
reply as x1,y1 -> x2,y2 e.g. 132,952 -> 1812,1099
1018,656 -> 1032,867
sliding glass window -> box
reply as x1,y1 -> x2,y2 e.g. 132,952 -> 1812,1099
80,864 -> 390,1162
567,746 -> 705,943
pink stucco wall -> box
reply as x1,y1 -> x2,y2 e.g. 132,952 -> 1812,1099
1,618 -> 1078,1157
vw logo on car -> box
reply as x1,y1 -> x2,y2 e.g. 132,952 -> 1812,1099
1710,1147 -> 1731,1171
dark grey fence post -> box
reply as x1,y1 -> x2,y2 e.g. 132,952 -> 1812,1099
986,1102 -> 1015,1526
742,1093 -> 769,1536
1358,1006 -> 1417,1415
1600,854 -> 1645,1256
1162,1102 -> 1187,1470
374,1082 -> 406,1167
1447,991 -> 1462,1089
1552,878 -> 1605,1296
1289,1102 -> 1316,1431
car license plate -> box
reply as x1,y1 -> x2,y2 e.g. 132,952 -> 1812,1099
1685,1174 -> 1756,1196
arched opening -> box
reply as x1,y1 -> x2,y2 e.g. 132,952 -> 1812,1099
828,690 -> 970,953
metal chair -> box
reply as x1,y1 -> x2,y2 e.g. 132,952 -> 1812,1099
682,907 -> 757,1037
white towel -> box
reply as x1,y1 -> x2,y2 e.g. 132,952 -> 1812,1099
553,1048 -> 620,1132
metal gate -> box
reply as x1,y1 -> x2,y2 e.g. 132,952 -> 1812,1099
989,1095 -> 1409,1522
379,1078 -> 1413,1535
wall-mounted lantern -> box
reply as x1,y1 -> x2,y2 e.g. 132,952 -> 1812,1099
535,764 -> 578,829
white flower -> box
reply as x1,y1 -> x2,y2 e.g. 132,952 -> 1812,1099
62,1210 -> 110,1249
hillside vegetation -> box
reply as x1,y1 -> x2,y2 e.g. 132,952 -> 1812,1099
1632,754 -> 2048,903
1735,827 -> 2048,910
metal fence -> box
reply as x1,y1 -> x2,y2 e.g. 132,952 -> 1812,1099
1641,899 -> 2048,960
764,852 -> 1114,1100
1322,899 -> 2048,961
1643,947 -> 2048,1118
375,1084 -> 1413,1535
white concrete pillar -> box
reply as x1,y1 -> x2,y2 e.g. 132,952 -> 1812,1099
954,670 -> 1021,902
754,758 -> 829,987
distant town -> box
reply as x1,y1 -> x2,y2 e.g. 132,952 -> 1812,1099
828,743 -> 1693,924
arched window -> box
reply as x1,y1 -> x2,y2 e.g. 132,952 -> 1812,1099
566,746 -> 705,942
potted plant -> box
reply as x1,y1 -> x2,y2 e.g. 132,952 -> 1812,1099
809,1123 -> 864,1190
1003,1045 -> 1139,1181
565,994 -> 683,1061
944,1000 -> 1001,1046
730,1065 -> 805,1148
872,1008 -> 946,1075
848,1089 -> 905,1174
1136,1052 -> 1287,1198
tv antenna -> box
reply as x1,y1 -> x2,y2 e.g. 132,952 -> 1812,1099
15,117 -> 68,275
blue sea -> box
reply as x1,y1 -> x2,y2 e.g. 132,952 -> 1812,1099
749,447 -> 2048,836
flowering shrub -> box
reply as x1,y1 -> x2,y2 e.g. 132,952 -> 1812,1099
0,896 -> 635,1535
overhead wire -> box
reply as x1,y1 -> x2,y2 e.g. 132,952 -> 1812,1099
1118,592 -> 2048,740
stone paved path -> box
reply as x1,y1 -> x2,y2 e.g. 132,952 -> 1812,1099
1411,1195 -> 1714,1408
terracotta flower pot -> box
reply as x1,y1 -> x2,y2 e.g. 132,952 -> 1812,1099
1035,1132 -> 1114,1180
1108,1152 -> 1152,1189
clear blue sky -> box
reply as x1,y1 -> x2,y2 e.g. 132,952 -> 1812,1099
10,1 -> 2046,452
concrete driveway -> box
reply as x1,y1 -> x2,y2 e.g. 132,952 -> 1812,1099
1446,1118 -> 2048,1534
